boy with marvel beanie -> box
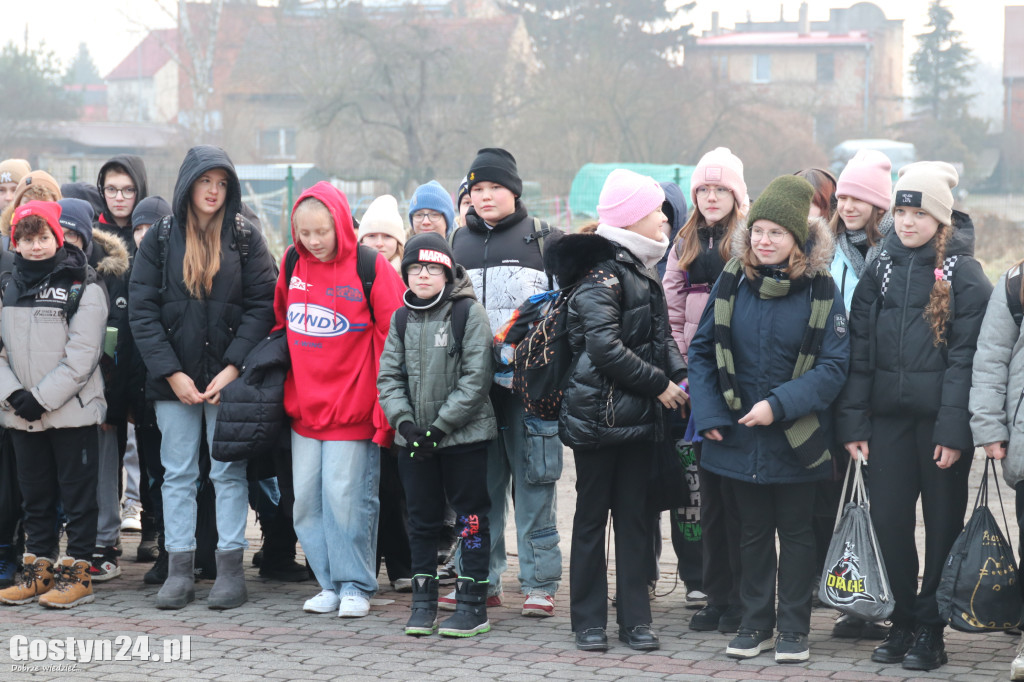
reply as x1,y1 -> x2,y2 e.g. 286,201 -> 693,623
378,232 -> 496,637
446,147 -> 564,616
0,201 -> 108,609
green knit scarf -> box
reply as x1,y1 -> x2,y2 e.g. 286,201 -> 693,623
712,257 -> 834,469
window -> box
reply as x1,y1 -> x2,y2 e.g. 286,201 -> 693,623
752,54 -> 771,83
817,53 -> 835,83
260,128 -> 296,159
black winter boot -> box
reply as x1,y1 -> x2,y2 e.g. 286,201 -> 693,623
902,625 -> 947,671
144,535 -> 167,585
405,574 -> 439,636
439,577 -> 490,638
871,622 -> 915,664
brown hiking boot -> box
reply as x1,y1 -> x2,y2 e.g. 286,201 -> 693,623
39,558 -> 94,609
0,554 -> 54,605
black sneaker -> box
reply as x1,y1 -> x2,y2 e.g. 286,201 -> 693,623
775,632 -> 810,663
136,531 -> 160,563
689,604 -> 725,631
871,623 -> 915,664
902,625 -> 947,671
144,551 -> 168,585
726,628 -> 774,659
575,627 -> 608,652
88,546 -> 121,582
718,604 -> 743,633
832,613 -> 868,638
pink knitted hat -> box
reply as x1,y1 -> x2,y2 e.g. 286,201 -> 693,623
690,147 -> 748,208
836,149 -> 892,210
597,169 -> 666,228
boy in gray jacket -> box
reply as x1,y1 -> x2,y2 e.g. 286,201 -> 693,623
0,201 -> 108,609
378,232 -> 496,639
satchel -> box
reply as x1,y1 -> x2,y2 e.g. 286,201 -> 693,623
818,455 -> 894,621
936,457 -> 1024,632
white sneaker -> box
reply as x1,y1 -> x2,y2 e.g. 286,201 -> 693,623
120,504 -> 142,533
1012,633 -> 1024,680
338,594 -> 370,618
303,589 -> 340,614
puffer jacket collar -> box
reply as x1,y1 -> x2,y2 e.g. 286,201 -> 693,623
730,216 -> 835,276
881,208 -> 975,265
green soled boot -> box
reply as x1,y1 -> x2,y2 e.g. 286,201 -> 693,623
207,548 -> 248,610
155,551 -> 195,610
439,577 -> 490,638
405,574 -> 439,636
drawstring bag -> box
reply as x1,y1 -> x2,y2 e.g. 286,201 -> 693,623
936,457 -> 1024,632
818,454 -> 894,622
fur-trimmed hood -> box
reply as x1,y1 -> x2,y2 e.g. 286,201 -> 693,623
88,228 -> 130,278
730,216 -> 835,275
543,231 -> 618,289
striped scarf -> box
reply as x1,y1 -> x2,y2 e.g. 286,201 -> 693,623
712,258 -> 835,469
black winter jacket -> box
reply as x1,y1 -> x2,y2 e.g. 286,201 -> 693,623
212,329 -> 290,462
836,210 -> 992,452
128,146 -> 277,402
552,233 -> 687,450
83,229 -> 131,422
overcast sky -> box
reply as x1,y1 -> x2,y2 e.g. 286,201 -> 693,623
0,1 -> 1008,77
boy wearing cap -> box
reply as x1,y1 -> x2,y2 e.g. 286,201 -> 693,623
378,232 -> 496,637
0,201 -> 108,609
447,147 -> 563,617
408,181 -> 455,237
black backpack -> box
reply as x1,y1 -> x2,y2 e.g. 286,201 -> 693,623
282,243 -> 379,321
1005,263 -> 1024,329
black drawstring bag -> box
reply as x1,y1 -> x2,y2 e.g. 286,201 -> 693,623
936,457 -> 1024,632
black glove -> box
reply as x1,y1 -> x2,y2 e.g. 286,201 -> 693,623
414,426 -> 448,458
398,422 -> 430,459
8,389 -> 45,422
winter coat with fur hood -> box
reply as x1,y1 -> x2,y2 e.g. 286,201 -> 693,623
552,232 -> 686,451
84,229 -> 131,422
377,266 -> 497,449
688,218 -> 849,484
970,266 -> 1024,487
129,146 -> 278,403
0,245 -> 108,430
836,210 -> 991,452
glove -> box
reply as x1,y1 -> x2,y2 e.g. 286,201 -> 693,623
398,422 -> 430,459
8,390 -> 45,422
414,426 -> 448,458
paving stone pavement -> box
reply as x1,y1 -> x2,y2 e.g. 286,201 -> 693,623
0,449 -> 1018,681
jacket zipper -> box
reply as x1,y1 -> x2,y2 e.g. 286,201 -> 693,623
481,230 -> 491,307
898,252 -> 914,401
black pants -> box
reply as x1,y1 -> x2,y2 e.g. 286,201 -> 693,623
570,443 -> 653,632
135,422 -> 164,534
671,440 -> 703,586
0,429 -> 23,551
376,449 -> 412,581
699,447 -> 742,607
725,477 -> 817,634
868,414 -> 972,627
397,445 -> 490,580
13,426 -> 99,560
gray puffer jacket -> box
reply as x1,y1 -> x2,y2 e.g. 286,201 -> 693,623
378,266 -> 497,449
0,246 -> 108,430
970,268 -> 1024,487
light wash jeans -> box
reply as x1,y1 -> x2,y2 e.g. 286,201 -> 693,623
155,401 -> 249,553
476,389 -> 562,597
291,432 -> 380,598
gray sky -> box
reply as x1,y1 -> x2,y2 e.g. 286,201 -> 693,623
1,1 -> 1008,78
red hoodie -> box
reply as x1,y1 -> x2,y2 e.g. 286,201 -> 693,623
273,182 -> 405,444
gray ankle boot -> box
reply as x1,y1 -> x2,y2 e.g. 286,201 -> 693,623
207,548 -> 247,610
155,551 -> 195,610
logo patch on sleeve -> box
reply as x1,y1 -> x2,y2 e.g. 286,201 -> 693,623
833,313 -> 848,338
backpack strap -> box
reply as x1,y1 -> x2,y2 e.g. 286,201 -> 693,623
283,245 -> 301,282
1006,263 -> 1024,329
393,306 -> 409,346
356,244 -> 378,323
393,298 -> 473,358
233,213 -> 252,267
63,266 -> 100,323
525,217 -> 554,290
156,216 -> 173,295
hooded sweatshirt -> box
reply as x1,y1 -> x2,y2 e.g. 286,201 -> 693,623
273,181 -> 405,444
96,154 -> 149,254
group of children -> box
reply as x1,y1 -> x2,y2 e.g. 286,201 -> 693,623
0,142 -> 1021,677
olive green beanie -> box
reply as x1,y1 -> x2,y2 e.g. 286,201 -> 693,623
747,175 -> 815,246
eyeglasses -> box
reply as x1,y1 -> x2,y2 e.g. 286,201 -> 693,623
412,211 -> 444,223
695,186 -> 731,198
103,185 -> 137,199
750,228 -> 790,243
407,263 -> 445,276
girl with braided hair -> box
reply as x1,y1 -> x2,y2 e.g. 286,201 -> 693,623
836,162 -> 992,671
688,175 -> 849,663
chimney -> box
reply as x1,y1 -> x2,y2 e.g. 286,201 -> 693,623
799,2 -> 810,34
711,11 -> 719,35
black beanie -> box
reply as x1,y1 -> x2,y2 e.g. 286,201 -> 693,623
131,195 -> 172,229
467,147 -> 522,197
402,232 -> 456,284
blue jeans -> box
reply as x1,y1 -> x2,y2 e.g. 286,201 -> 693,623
155,401 -> 249,553
291,432 -> 380,598
477,389 -> 562,597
